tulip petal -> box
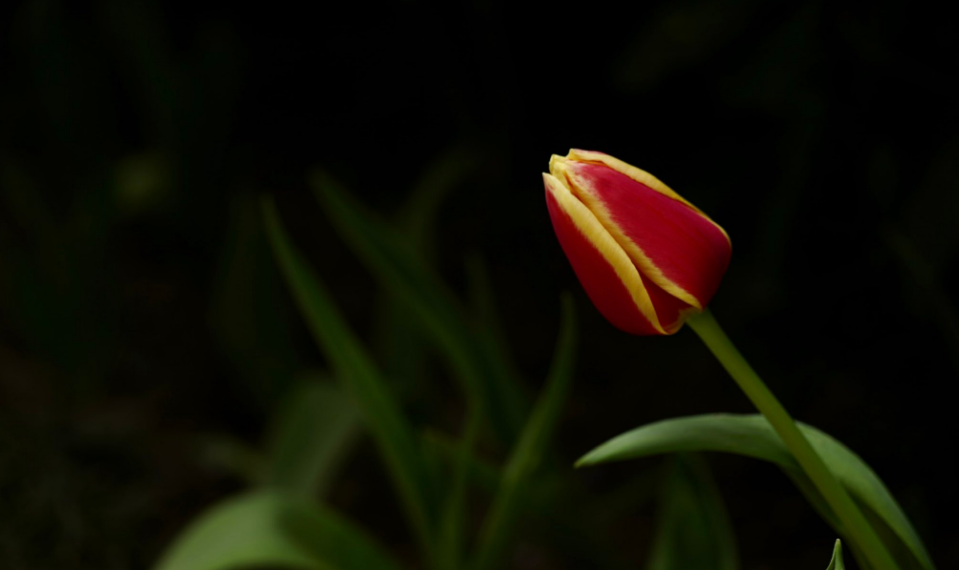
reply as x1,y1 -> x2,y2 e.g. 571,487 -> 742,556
567,150 -> 729,236
551,152 -> 731,310
544,173 -> 668,335
645,277 -> 697,334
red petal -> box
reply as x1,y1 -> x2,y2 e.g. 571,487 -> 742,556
567,161 -> 730,308
646,276 -> 694,333
545,181 -> 663,335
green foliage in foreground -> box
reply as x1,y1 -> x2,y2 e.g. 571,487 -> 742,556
154,159 -> 585,570
579,414 -> 933,570
153,162 -> 930,570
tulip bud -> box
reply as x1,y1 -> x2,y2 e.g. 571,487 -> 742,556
544,149 -> 731,335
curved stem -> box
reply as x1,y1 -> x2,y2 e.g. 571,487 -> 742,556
686,309 -> 898,570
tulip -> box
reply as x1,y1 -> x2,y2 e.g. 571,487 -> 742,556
543,149 -> 731,335
547,152 -> 904,570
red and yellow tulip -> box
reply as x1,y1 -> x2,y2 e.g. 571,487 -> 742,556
544,149 -> 731,335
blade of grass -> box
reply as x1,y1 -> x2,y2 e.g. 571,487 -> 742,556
470,295 -> 577,570
424,428 -> 629,570
263,197 -> 438,567
372,147 -> 477,390
644,454 -> 739,570
465,255 -> 528,439
437,408 -> 482,570
423,430 -> 501,495
311,172 -> 519,446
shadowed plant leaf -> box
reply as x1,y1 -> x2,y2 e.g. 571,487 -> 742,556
423,429 -> 501,494
263,198 -> 438,564
373,146 -> 480,390
645,454 -> 739,570
198,433 -> 264,484
311,171 -> 524,445
209,193 -> 300,405
577,414 -> 934,570
436,409 -> 482,570
153,491 -> 403,570
470,295 -> 577,570
465,255 -> 528,436
266,377 -> 362,499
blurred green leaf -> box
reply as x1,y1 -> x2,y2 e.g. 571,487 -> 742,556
426,427 -> 626,570
423,430 -> 501,494
311,171 -> 522,445
153,492 -> 326,570
198,434 -> 265,484
437,409 -> 482,570
263,198 -> 438,564
644,454 -> 739,570
577,414 -> 934,570
279,495 -> 407,570
826,539 -> 846,570
266,378 -> 362,499
211,193 -> 301,404
373,146 -> 479,397
465,255 -> 528,438
470,295 -> 577,570
153,491 -> 403,570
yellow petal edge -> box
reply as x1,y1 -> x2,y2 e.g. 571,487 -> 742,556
543,172 -> 666,334
552,150 -> 729,311
568,149 -> 731,244
550,155 -> 700,310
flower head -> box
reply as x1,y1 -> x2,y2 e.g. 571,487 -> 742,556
544,149 -> 731,335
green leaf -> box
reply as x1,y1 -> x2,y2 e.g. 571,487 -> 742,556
424,428 -> 628,570
372,146 -> 478,390
262,198 -> 437,563
826,539 -> 846,570
266,377 -> 362,498
423,429 -> 502,494
279,495 -> 407,570
465,255 -> 528,440
311,171 -> 522,445
153,491 -> 403,570
153,492 -> 326,570
645,455 -> 739,570
197,433 -> 264,484
436,409 -> 482,570
577,414 -> 934,570
470,295 -> 577,570
209,193 -> 300,405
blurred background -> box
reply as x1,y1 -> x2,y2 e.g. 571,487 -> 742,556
2,0 -> 958,568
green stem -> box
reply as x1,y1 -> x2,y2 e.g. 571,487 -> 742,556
686,309 -> 898,570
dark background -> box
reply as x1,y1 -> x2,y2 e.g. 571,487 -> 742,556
2,1 -> 958,568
